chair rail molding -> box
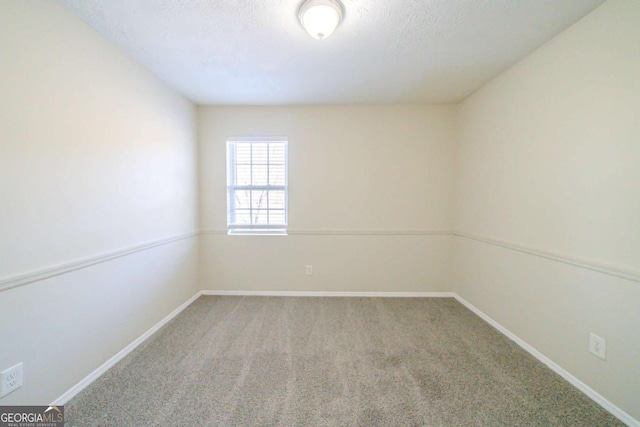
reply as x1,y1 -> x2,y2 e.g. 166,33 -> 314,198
455,232 -> 640,283
0,231 -> 199,293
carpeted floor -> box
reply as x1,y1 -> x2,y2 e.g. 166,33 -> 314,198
65,296 -> 622,426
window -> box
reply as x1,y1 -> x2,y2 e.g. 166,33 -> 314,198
226,138 -> 288,235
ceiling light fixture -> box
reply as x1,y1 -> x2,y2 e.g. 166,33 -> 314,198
298,0 -> 344,40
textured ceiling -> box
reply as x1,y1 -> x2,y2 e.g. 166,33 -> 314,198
60,0 -> 605,105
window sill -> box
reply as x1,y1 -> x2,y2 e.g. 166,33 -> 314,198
227,229 -> 288,236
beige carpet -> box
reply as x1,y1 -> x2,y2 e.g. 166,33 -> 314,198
65,296 -> 622,426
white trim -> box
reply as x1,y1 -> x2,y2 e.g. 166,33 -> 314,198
51,291 -> 203,405
48,289 -> 638,425
51,291 -> 450,405
0,230 -> 453,293
0,232 -> 199,293
228,228 -> 288,236
226,138 -> 289,233
453,294 -> 639,427
289,230 -> 453,236
455,232 -> 640,284
202,229 -> 454,236
201,290 -> 455,298
226,136 -> 288,142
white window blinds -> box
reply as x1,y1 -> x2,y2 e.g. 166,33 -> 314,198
226,138 -> 288,235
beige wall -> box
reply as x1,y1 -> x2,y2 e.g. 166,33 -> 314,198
0,1 -> 198,404
198,106 -> 456,292
454,0 -> 640,420
2,0 -> 637,421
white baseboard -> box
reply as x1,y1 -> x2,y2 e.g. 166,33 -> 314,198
50,289 -> 638,426
201,290 -> 455,298
51,291 -> 203,405
453,294 -> 639,427
51,290 -> 449,405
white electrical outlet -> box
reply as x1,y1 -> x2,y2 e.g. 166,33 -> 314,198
589,333 -> 606,360
306,265 -> 313,276
1,362 -> 23,397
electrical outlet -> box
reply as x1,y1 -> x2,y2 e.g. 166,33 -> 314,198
306,265 -> 313,276
589,333 -> 606,360
1,362 -> 23,397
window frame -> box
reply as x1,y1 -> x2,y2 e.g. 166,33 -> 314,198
226,137 -> 289,236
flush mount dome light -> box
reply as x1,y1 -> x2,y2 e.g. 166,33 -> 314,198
298,0 -> 344,40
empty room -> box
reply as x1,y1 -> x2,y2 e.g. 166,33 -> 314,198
1,0 -> 638,426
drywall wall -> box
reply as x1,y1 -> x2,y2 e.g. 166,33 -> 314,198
454,0 -> 640,421
0,1 -> 198,404
199,105 -> 456,292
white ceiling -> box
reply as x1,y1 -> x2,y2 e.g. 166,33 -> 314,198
61,0 -> 605,105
